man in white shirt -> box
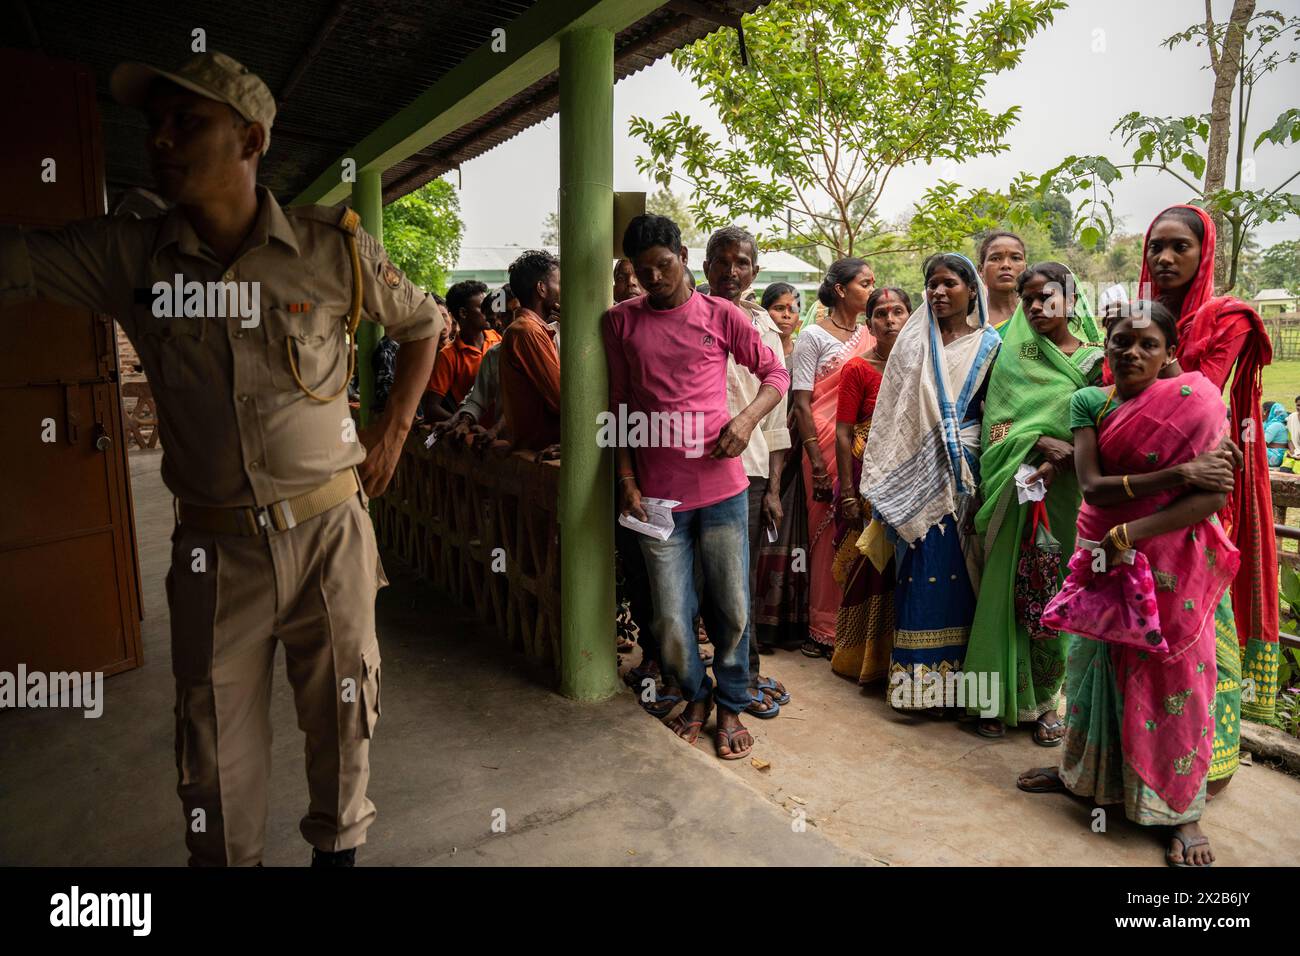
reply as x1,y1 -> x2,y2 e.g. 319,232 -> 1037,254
705,226 -> 792,717
1287,395 -> 1300,470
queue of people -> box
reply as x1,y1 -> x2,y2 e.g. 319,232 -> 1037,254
412,202 -> 1277,868
603,205 -> 1276,869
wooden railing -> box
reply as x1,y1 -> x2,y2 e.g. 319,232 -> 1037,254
372,444 -> 1300,668
1264,311 -> 1300,360
1270,471 -> 1300,651
373,429 -> 562,672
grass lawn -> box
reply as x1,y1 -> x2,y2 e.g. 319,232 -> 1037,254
1260,362 -> 1300,551
1263,360 -> 1300,410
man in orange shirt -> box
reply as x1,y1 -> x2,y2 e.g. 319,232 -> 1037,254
426,279 -> 500,423
501,251 -> 562,453
489,283 -> 519,334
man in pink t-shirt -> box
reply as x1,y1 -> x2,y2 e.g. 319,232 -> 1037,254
603,214 -> 789,761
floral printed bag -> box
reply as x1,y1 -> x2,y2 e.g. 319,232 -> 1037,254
1014,499 -> 1062,641
1041,546 -> 1169,653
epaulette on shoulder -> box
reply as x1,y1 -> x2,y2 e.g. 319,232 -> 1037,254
287,203 -> 361,234
288,203 -> 383,256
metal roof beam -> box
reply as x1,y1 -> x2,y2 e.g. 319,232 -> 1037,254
664,0 -> 741,29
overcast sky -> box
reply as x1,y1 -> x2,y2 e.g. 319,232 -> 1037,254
452,0 -> 1299,253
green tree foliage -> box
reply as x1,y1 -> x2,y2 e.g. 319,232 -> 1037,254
862,220 -> 1145,309
380,178 -> 464,294
540,211 -> 560,246
629,0 -> 1063,260
1031,8 -> 1300,292
1245,239 -> 1300,293
646,189 -> 708,245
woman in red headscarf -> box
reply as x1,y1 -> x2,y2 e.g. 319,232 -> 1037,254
1141,204 -> 1278,762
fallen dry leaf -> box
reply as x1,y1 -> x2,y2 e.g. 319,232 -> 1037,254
751,757 -> 771,771
788,794 -> 807,805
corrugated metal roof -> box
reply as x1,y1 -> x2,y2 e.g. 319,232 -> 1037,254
19,0 -> 764,205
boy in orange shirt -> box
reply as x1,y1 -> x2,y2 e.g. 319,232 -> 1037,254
426,279 -> 500,422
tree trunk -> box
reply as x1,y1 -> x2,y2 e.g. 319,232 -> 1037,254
1203,0 -> 1254,290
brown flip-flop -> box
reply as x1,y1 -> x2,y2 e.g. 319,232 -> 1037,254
1167,832 -> 1214,868
1017,766 -> 1066,793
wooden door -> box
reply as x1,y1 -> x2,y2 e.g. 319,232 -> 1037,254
0,49 -> 144,676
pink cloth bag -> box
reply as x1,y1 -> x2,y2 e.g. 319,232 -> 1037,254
1042,547 -> 1167,653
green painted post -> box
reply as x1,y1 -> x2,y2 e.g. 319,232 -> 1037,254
353,169 -> 383,429
558,26 -> 618,701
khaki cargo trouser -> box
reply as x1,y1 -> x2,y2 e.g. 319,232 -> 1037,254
166,492 -> 385,866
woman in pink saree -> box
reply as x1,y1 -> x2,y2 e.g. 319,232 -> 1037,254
1020,301 -> 1240,867
790,258 -> 876,656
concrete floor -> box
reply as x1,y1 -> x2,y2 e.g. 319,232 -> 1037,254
710,654 -> 1300,865
2,449 -> 1297,866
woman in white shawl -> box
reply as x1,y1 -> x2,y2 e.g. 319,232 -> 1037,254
860,253 -> 1001,711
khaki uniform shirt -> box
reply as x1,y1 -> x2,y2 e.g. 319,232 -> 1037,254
0,187 -> 442,507
726,299 -> 791,480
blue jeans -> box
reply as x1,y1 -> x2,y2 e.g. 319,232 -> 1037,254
638,489 -> 751,714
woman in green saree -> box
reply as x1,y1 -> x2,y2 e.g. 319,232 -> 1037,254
964,262 -> 1104,740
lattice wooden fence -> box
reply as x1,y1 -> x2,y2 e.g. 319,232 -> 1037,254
374,431 -> 562,672
1265,313 -> 1300,361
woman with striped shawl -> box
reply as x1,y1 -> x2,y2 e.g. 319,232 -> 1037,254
861,253 -> 1001,711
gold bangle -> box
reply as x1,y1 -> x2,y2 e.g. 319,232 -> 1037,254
1110,523 -> 1132,551
1122,474 -> 1135,499
618,474 -> 637,484
802,437 -> 819,447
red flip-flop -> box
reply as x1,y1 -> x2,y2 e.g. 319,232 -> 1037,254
715,724 -> 753,760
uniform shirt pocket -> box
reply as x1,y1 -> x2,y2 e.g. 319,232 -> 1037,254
264,307 -> 348,395
139,313 -> 215,392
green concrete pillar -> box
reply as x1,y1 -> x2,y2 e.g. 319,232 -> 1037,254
558,26 -> 618,701
353,169 -> 383,428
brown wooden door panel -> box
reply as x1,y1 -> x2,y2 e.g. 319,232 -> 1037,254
0,49 -> 142,677
0,384 -> 114,540
0,53 -> 103,227
0,531 -> 135,676
0,299 -> 103,386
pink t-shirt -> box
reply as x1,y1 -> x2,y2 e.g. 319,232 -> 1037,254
602,290 -> 791,510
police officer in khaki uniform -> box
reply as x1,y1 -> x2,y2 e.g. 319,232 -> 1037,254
0,52 -> 442,866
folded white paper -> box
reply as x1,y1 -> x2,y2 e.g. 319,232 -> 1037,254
1014,462 -> 1047,503
618,497 -> 680,541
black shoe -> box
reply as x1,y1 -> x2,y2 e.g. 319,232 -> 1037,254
311,847 -> 356,867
